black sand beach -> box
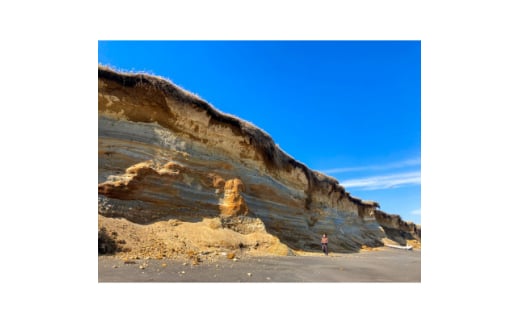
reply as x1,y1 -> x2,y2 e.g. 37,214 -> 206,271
99,247 -> 420,282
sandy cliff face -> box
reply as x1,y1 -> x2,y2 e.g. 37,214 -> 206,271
374,210 -> 421,247
98,66 -> 419,257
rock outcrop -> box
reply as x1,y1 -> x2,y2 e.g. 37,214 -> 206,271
374,210 -> 421,247
98,65 -> 420,258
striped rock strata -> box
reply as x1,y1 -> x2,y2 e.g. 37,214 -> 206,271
98,66 -> 420,255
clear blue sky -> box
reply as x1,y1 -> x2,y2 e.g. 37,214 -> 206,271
98,41 -> 421,224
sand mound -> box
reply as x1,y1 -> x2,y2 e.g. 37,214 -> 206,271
98,214 -> 292,262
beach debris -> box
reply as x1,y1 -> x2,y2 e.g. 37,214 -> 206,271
233,258 -> 238,262
183,262 -> 187,266
227,252 -> 235,259
266,277 -> 271,281
180,271 -> 186,274
247,273 -> 252,277
124,260 -> 136,264
161,263 -> 167,268
112,265 -> 119,269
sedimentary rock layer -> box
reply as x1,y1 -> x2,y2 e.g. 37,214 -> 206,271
374,210 -> 421,245
98,66 -> 418,252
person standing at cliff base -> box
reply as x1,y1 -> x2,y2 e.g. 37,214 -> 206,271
321,234 -> 329,255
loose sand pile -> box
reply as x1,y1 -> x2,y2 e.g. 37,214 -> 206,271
98,214 -> 292,262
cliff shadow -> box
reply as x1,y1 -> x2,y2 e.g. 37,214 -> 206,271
260,223 -> 363,254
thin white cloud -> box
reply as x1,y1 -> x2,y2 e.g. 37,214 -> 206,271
340,171 -> 421,190
321,158 -> 421,175
410,209 -> 421,215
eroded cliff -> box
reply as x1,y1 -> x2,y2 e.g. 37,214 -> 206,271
98,66 -> 420,259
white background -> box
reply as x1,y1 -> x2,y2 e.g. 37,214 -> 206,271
1,1 -> 519,322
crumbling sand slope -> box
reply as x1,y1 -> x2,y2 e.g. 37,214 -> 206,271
98,214 -> 291,262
